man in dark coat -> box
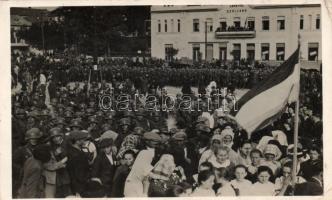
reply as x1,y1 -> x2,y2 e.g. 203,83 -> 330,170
91,138 -> 118,197
13,128 -> 43,197
66,130 -> 90,196
295,162 -> 323,195
299,146 -> 322,180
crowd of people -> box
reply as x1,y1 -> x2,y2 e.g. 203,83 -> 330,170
11,51 -> 323,198
12,52 -> 278,90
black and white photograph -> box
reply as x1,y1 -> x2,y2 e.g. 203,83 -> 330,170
1,1 -> 331,199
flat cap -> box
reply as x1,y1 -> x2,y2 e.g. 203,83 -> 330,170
69,130 -> 88,141
143,131 -> 162,142
99,138 -> 113,148
172,131 -> 187,141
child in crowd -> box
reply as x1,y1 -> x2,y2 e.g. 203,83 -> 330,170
229,165 -> 252,196
252,166 -> 276,195
191,170 -> 216,196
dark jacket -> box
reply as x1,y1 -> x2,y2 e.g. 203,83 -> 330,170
299,159 -> 322,180
18,157 -> 45,198
66,145 -> 90,195
294,177 -> 323,195
91,152 -> 118,196
111,165 -> 130,197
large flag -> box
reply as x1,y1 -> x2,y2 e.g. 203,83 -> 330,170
233,47 -> 300,137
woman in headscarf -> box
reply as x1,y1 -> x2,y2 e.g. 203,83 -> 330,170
199,134 -> 223,167
259,144 -> 282,176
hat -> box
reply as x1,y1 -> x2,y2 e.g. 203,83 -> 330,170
211,134 -> 223,142
195,124 -> 210,133
99,138 -> 113,148
99,130 -> 119,142
64,110 -> 73,118
119,118 -> 131,126
75,111 -> 85,118
214,109 -> 226,118
70,119 -> 82,128
15,108 -> 26,115
133,127 -> 145,135
122,110 -> 134,118
196,116 -> 208,123
151,111 -> 161,117
25,128 -> 43,140
27,110 -> 40,118
86,108 -> 95,115
135,109 -> 146,116
96,111 -> 104,117
263,144 -> 282,160
287,144 -> 304,157
160,127 -> 170,135
88,116 -> 98,124
143,131 -> 162,142
221,126 -> 234,139
55,117 -> 66,125
69,130 -> 88,141
49,127 -> 63,138
172,131 -> 187,141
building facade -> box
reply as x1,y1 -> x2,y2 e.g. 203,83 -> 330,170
151,5 -> 321,68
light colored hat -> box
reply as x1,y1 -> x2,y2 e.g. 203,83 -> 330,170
98,130 -> 119,142
221,126 -> 234,139
143,131 -> 162,142
211,134 -> 223,143
264,144 -> 282,160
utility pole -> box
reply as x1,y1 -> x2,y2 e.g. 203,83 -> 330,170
93,6 -> 97,65
205,21 -> 207,61
40,12 -> 45,54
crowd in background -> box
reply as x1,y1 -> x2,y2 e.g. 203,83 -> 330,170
11,51 -> 323,198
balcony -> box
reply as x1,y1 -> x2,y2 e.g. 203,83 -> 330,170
215,27 -> 256,39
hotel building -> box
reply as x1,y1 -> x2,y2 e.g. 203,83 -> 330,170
150,5 -> 321,68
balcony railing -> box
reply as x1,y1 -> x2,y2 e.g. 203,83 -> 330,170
215,27 -> 256,38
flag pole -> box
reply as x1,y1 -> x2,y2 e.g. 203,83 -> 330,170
87,68 -> 92,97
291,34 -> 301,193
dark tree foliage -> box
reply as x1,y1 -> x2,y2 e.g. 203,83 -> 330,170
17,6 -> 150,56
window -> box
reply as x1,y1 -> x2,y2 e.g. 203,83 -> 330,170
300,15 -> 304,30
309,15 -> 312,30
316,14 -> 320,29
219,43 -> 227,61
234,17 -> 241,28
276,43 -> 285,61
206,18 -> 213,32
193,19 -> 200,32
277,16 -> 285,30
232,43 -> 241,61
171,19 -> 174,32
247,43 -> 255,62
261,43 -> 270,61
248,17 -> 255,30
206,44 -> 213,61
220,18 -> 227,31
164,20 -> 168,32
262,16 -> 270,30
177,19 -> 181,32
158,20 -> 161,32
193,44 -> 201,61
308,43 -> 319,61
165,44 -> 173,61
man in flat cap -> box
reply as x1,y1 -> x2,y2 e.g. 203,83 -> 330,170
91,138 -> 118,197
66,130 -> 90,197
